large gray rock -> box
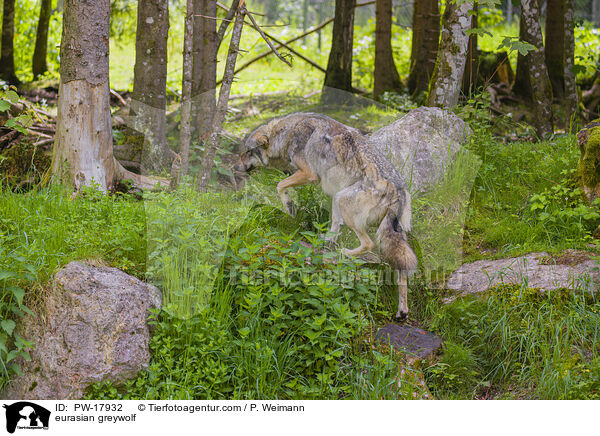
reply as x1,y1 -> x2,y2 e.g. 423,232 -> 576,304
1,261 -> 161,400
367,107 -> 473,195
444,250 -> 600,302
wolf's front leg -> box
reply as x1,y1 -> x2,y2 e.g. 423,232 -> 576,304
323,194 -> 344,243
276,168 -> 317,217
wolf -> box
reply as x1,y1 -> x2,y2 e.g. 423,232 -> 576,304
235,113 -> 418,318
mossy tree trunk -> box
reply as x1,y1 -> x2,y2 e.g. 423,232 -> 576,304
0,0 -> 19,85
322,0 -> 356,103
192,0 -> 218,139
373,0 -> 401,99
407,0 -> 440,97
427,0 -> 473,108
519,0 -> 553,138
130,0 -> 174,173
32,0 -> 52,80
577,121 -> 600,202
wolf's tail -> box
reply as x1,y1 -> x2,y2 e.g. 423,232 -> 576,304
376,201 -> 418,274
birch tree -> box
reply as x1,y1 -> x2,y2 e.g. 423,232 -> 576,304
427,0 -> 473,108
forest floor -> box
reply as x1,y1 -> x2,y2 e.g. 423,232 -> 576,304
1,86 -> 600,400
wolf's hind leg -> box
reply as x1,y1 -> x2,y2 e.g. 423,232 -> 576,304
276,168 -> 317,216
337,186 -> 376,256
396,269 -> 409,319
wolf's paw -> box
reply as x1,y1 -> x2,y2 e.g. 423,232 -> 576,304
285,201 -> 298,217
395,310 -> 409,321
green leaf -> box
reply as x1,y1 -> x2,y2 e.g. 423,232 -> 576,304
0,99 -> 10,112
5,90 -> 19,104
1,319 -> 16,336
9,286 -> 25,305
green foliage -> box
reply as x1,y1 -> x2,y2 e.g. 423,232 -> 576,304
527,174 -> 600,240
497,36 -> 537,56
430,285 -> 600,399
0,86 -> 34,134
425,341 -> 482,399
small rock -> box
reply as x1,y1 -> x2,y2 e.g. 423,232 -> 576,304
375,324 -> 443,362
1,261 -> 161,400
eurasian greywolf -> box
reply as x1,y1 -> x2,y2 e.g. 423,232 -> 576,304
235,113 -> 418,318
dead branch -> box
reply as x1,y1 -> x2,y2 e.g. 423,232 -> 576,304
216,0 -> 240,51
110,89 -> 128,107
244,10 -> 292,67
33,138 -> 55,147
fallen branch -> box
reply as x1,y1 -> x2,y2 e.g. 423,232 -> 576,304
110,89 -> 128,107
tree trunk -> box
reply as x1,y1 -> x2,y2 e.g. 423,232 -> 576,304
513,11 -> 532,99
520,0 -> 553,138
180,0 -> 194,178
407,0 -> 440,96
130,0 -> 173,173
462,2 -> 479,98
53,0 -> 115,191
322,0 -> 356,103
564,0 -> 577,124
192,0 -> 218,139
545,0 -> 565,100
507,0 -> 513,24
427,0 -> 473,108
197,3 -> 246,191
32,0 -> 52,80
373,0 -> 401,98
594,0 -> 600,27
0,0 -> 19,85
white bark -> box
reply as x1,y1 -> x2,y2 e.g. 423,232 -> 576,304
427,0 -> 473,108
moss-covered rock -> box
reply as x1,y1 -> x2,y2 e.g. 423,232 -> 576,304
577,120 -> 600,202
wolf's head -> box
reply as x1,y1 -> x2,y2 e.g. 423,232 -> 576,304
234,125 -> 270,172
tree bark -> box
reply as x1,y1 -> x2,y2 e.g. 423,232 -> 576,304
545,0 -> 565,100
180,0 -> 194,178
564,0 -> 577,124
0,0 -> 19,85
322,0 -> 356,103
427,0 -> 473,108
373,0 -> 401,98
520,0 -> 553,138
53,0 -> 115,191
407,0 -> 440,96
513,10 -> 532,100
192,0 -> 218,140
462,2 -> 479,98
197,3 -> 245,191
130,0 -> 173,173
32,0 -> 52,80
